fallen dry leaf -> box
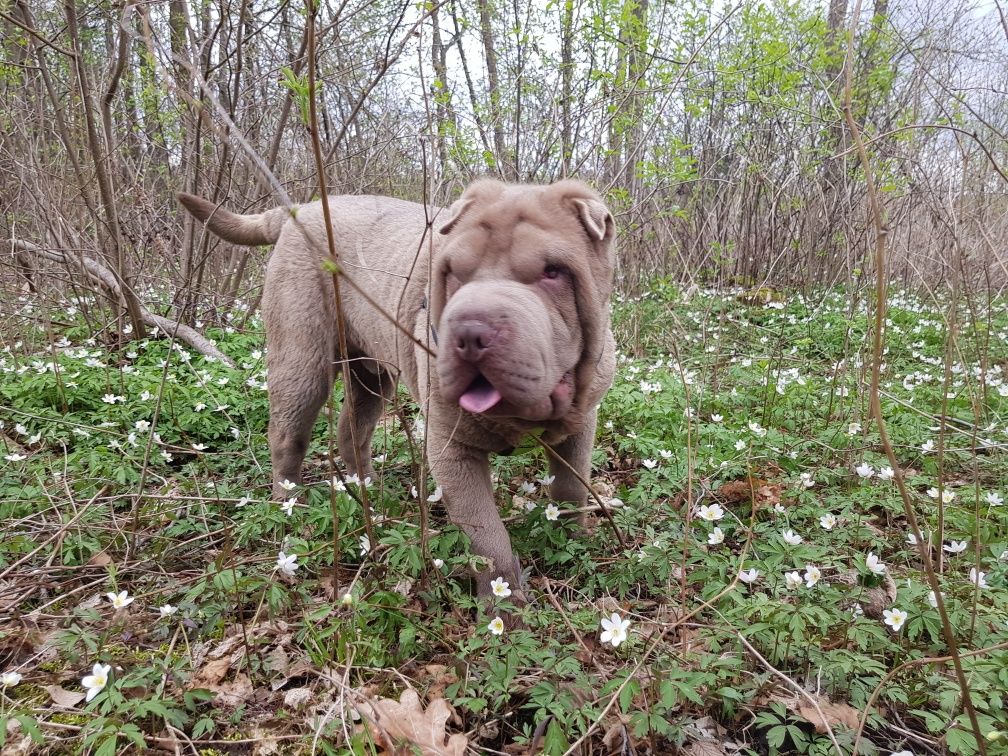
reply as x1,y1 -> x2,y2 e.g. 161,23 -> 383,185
205,631 -> 245,660
755,483 -> 783,506
833,570 -> 897,619
602,721 -> 631,755
1,718 -> 35,756
193,656 -> 232,686
211,673 -> 254,708
271,654 -> 315,691
0,615 -> 43,661
251,727 -> 281,756
356,688 -> 468,756
860,576 -> 899,619
283,687 -> 313,710
419,664 -> 459,701
87,551 -> 112,567
45,684 -> 85,708
685,743 -> 730,756
796,696 -> 861,734
265,644 -> 290,677
715,478 -> 781,508
715,479 -> 759,503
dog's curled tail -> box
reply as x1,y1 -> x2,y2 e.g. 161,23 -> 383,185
177,193 -> 289,246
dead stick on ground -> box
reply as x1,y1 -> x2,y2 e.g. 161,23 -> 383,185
11,239 -> 234,367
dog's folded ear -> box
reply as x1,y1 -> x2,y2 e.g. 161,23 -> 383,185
535,180 -> 616,435
438,197 -> 474,235
570,197 -> 614,242
547,180 -> 614,245
439,178 -> 507,234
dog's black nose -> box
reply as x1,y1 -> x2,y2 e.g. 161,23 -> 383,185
454,320 -> 497,362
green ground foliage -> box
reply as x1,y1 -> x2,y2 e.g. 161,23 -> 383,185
1,284 -> 1007,754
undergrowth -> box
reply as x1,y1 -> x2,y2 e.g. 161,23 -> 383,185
1,282 -> 1006,754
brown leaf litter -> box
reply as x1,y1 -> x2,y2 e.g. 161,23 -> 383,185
354,687 -> 468,755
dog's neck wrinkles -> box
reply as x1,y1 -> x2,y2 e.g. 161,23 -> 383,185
465,411 -> 568,452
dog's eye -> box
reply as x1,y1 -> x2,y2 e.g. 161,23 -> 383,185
542,264 -> 565,280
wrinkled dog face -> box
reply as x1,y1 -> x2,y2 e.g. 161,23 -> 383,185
433,180 -> 614,423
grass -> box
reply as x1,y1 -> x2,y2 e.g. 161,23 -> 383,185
1,282 -> 1007,755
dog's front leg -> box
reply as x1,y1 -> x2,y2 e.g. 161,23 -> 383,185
427,426 -> 526,605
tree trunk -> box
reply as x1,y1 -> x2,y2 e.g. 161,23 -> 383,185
621,0 -> 648,193
451,0 -> 493,171
559,0 -> 575,176
817,0 -> 848,278
63,0 -> 146,339
477,0 -> 509,177
169,0 -> 194,181
510,0 -> 526,178
101,8 -> 130,187
606,0 -> 648,186
15,2 -> 97,220
431,6 -> 450,177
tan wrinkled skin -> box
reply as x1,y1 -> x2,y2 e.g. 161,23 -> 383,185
177,179 -> 616,603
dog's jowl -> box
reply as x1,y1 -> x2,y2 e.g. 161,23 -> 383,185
178,180 -> 616,603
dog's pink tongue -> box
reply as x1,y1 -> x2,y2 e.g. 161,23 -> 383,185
459,379 -> 502,413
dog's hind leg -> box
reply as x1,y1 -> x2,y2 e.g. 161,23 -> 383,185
337,359 -> 395,480
546,407 -> 598,523
266,332 -> 335,499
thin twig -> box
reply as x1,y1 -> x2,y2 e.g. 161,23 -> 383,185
0,485 -> 109,581
735,633 -> 844,756
840,2 -> 987,752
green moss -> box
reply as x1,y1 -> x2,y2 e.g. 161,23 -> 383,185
50,711 -> 90,726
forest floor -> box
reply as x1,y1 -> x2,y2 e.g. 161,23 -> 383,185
1,282 -> 1006,755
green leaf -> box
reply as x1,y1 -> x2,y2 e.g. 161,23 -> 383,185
184,688 -> 215,710
136,699 -> 171,718
542,719 -> 569,755
767,724 -> 788,749
946,727 -> 980,755
95,733 -> 118,756
618,678 -> 641,711
14,716 -> 44,744
119,723 -> 146,749
192,716 -> 216,738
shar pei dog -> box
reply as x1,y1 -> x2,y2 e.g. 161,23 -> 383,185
178,179 -> 616,603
